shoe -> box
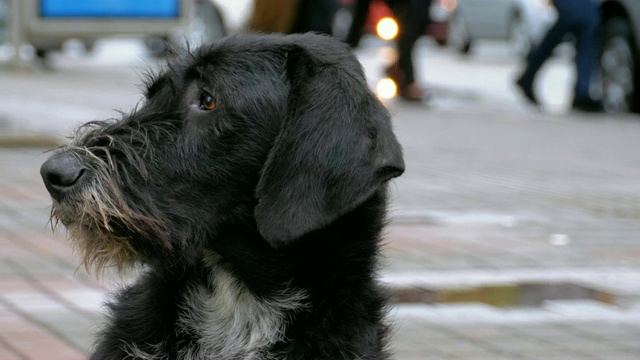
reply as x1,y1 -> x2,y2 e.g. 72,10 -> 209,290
514,77 -> 539,106
399,82 -> 428,102
572,97 -> 604,113
385,63 -> 403,85
384,65 -> 429,102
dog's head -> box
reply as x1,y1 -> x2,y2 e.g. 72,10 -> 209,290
41,33 -> 404,273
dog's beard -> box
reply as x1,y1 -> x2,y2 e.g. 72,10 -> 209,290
49,145 -> 169,276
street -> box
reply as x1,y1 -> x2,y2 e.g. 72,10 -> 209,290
1,37 -> 640,359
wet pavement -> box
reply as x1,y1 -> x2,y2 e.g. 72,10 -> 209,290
1,39 -> 640,359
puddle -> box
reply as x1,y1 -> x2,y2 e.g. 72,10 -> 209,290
391,210 -> 522,227
393,282 -> 616,308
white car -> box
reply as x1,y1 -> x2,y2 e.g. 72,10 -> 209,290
448,0 -> 556,56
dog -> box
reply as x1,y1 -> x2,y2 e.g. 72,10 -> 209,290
40,33 -> 404,359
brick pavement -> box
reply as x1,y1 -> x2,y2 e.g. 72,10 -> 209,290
2,122 -> 640,358
2,44 -> 640,358
382,103 -> 640,358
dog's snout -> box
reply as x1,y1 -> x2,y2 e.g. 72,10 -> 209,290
40,152 -> 86,201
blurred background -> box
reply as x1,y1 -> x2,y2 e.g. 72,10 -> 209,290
1,0 -> 640,359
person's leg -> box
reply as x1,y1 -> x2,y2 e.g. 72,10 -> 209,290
572,1 -> 600,103
290,0 -> 338,35
393,0 -> 429,87
345,0 -> 373,48
515,16 -> 571,105
516,0 -> 578,105
518,10 -> 572,90
385,0 -> 430,99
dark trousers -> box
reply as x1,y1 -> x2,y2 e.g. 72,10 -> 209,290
291,0 -> 339,35
519,0 -> 600,100
346,0 -> 431,88
389,0 -> 431,87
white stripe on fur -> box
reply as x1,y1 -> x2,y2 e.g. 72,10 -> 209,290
176,251 -> 307,359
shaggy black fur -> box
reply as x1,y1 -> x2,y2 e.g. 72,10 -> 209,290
40,33 -> 404,359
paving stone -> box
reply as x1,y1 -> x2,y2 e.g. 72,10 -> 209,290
0,344 -> 22,360
0,301 -> 85,359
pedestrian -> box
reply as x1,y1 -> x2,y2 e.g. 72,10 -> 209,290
248,0 -> 338,36
345,0 -> 432,101
248,0 -> 299,34
290,0 -> 339,35
515,0 -> 603,112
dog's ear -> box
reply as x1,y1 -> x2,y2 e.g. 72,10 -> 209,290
254,34 -> 405,247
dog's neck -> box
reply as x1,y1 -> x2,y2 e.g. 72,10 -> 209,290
173,250 -> 307,359
122,189 -> 390,359
204,189 -> 389,295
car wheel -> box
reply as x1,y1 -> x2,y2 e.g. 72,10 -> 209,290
600,17 -> 638,113
146,36 -> 171,58
331,6 -> 354,41
151,1 -> 225,57
188,0 -> 225,46
448,13 -> 472,55
508,14 -> 531,57
83,40 -> 95,54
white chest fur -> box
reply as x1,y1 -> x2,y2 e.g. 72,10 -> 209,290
175,252 -> 307,359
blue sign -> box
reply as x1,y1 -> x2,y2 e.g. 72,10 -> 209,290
41,0 -> 180,18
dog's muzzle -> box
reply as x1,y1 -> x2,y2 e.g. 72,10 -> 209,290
40,152 -> 86,202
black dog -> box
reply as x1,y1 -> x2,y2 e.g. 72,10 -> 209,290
40,33 -> 404,359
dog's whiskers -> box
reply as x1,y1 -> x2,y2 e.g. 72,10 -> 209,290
46,141 -> 171,276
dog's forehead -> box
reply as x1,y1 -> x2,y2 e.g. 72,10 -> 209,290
144,34 -> 362,102
197,34 -> 287,57
189,39 -> 286,73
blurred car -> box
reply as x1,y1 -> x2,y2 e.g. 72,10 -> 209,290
332,0 -> 455,46
448,0 -> 556,56
599,0 -> 640,113
5,0 -> 250,59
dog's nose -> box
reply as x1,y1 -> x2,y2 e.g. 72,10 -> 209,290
40,152 -> 86,202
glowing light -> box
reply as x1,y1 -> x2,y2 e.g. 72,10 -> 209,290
376,78 -> 397,99
376,17 -> 399,41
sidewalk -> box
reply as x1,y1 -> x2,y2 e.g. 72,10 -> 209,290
1,41 -> 640,359
383,103 -> 640,359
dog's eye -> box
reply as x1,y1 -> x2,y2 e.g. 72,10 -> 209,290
199,92 -> 217,111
